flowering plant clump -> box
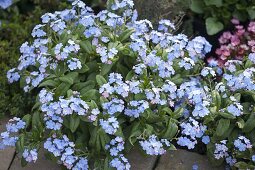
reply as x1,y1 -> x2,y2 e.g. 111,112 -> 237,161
201,55 -> 255,169
2,0 -> 255,169
213,19 -> 255,66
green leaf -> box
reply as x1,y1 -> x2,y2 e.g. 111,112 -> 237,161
59,76 -> 73,84
119,28 -> 135,42
89,127 -> 102,153
55,62 -> 67,76
32,112 -> 42,129
168,144 -> 177,151
161,119 -> 178,139
80,40 -> 93,54
134,93 -> 146,100
190,0 -> 205,14
77,64 -> 90,73
21,157 -> 28,167
233,9 -> 248,22
243,114 -> 255,132
67,89 -> 73,98
22,114 -> 31,128
173,107 -> 184,119
99,130 -> 110,151
247,8 -> 255,19
204,0 -> 222,7
216,119 -> 230,137
89,126 -> 98,147
73,80 -> 95,91
96,75 -> 107,86
87,60 -> 99,73
245,59 -> 253,69
212,90 -> 221,110
39,79 -> 59,88
116,63 -> 129,76
162,107 -> 173,114
108,42 -> 120,49
205,17 -> 224,35
145,124 -> 154,135
234,93 -> 241,101
55,82 -> 72,98
114,126 -> 124,138
236,3 -> 246,10
228,129 -> 239,142
101,63 -> 113,76
171,76 -> 183,85
16,134 -> 25,153
70,115 -> 80,133
81,89 -> 99,101
236,118 -> 245,129
104,157 -> 110,170
219,112 -> 236,119
235,162 -> 255,169
89,100 -> 98,109
100,96 -> 108,105
125,71 -> 134,81
128,121 -> 141,145
59,72 -> 79,84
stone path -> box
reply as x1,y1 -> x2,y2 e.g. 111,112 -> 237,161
10,150 -> 61,170
155,150 -> 225,170
0,118 -> 225,170
0,118 -> 16,170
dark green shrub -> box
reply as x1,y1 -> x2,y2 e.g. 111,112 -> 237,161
190,0 -> 255,35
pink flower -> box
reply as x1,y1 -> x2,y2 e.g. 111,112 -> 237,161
236,28 -> 245,36
231,18 -> 240,25
219,37 -> 227,44
215,48 -> 222,55
213,20 -> 255,67
235,25 -> 243,30
248,40 -> 255,46
231,35 -> 240,46
240,44 -> 249,51
216,46 -> 230,60
222,49 -> 230,57
217,59 -> 225,67
223,31 -> 232,39
237,48 -> 244,55
248,22 -> 255,32
219,32 -> 232,44
102,91 -> 109,98
251,46 -> 255,53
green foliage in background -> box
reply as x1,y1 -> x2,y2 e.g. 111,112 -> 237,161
190,0 -> 255,35
133,0 -> 193,36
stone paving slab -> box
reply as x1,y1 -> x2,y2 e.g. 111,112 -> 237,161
127,148 -> 157,170
155,149 -> 225,170
1,117 -> 225,170
10,150 -> 61,170
0,118 -> 16,170
10,147 -> 157,170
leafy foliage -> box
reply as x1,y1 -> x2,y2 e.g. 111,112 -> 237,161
190,0 -> 255,35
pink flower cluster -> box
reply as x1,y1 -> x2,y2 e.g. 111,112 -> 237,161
215,19 -> 255,65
